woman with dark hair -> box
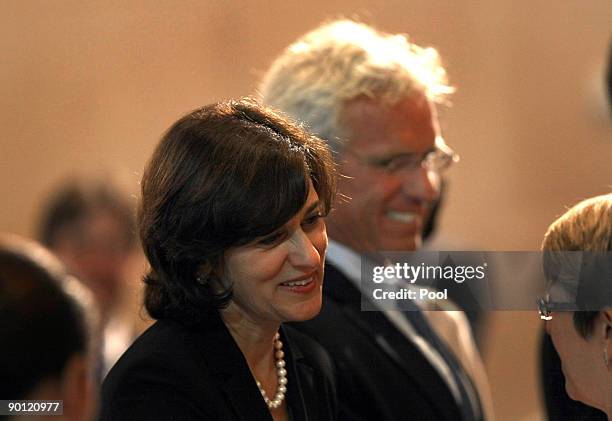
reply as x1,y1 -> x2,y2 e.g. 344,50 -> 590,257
539,194 -> 612,419
0,234 -> 96,421
100,99 -> 337,421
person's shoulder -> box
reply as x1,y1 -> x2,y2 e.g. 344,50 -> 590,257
112,319 -> 194,363
100,320 -> 210,420
102,319 -> 202,395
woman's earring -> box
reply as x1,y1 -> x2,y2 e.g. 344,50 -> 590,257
196,274 -> 207,285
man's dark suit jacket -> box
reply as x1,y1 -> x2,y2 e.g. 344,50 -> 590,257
290,263 -> 466,421
99,312 -> 337,421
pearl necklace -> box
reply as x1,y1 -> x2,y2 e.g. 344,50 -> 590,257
255,332 -> 287,410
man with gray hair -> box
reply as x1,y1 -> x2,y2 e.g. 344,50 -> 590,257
261,20 -> 493,420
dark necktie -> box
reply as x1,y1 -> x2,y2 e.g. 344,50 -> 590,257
402,303 -> 483,421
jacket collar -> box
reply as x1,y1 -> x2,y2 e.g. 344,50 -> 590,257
192,312 -> 312,421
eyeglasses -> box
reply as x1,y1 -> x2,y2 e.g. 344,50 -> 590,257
537,294 -> 553,321
537,290 -> 577,320
345,137 -> 459,174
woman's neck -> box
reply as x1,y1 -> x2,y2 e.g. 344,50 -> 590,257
220,305 -> 289,421
220,303 -> 280,370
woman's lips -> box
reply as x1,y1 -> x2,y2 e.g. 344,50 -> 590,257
279,276 -> 317,293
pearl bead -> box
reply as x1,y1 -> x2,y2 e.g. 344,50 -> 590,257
255,331 -> 287,410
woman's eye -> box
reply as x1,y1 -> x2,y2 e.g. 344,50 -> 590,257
303,213 -> 323,227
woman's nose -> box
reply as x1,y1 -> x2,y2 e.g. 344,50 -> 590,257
289,231 -> 321,269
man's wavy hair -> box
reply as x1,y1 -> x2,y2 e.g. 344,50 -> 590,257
260,19 -> 453,154
140,98 -> 336,325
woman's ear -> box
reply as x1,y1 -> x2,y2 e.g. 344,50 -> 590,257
60,353 -> 96,421
196,261 -> 215,285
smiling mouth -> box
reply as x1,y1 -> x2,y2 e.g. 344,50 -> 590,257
280,277 -> 313,287
278,275 -> 318,294
386,211 -> 417,223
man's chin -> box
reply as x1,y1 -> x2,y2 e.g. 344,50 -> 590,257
333,233 -> 421,254
376,236 -> 421,252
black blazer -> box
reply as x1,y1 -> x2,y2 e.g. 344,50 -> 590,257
99,312 -> 337,421
289,263 -> 467,421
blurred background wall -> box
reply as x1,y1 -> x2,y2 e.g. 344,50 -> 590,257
1,1 -> 610,419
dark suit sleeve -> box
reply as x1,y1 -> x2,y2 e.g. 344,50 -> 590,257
99,352 -> 209,421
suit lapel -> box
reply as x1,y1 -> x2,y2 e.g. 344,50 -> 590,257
193,313 -> 273,421
281,326 -> 312,421
324,263 -> 462,418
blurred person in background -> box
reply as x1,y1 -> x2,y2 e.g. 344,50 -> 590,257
0,234 -> 97,421
540,194 -> 612,419
261,19 -> 492,421
38,179 -> 141,376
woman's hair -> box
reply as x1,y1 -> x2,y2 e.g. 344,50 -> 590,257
0,234 -> 93,399
140,98 -> 336,325
542,193 -> 612,337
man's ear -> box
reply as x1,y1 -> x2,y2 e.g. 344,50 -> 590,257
60,354 -> 96,421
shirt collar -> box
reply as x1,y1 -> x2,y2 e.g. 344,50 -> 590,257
326,240 -> 363,286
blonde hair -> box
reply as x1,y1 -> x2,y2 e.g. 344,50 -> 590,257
542,194 -> 612,337
542,194 -> 612,253
259,19 -> 453,153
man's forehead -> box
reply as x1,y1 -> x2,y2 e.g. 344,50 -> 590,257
339,93 -> 438,155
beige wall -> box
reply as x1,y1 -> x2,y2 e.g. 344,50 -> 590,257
1,1 -> 611,419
